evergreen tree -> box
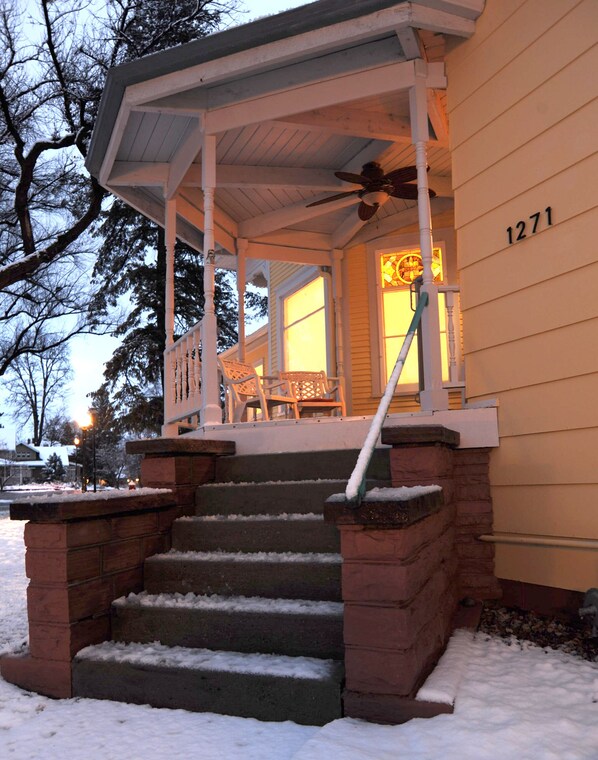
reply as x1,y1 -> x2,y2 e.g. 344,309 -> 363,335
90,205 -> 266,434
43,452 -> 65,482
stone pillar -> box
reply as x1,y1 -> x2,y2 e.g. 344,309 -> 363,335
128,437 -> 235,515
325,488 -> 457,724
382,424 -> 501,601
0,491 -> 179,699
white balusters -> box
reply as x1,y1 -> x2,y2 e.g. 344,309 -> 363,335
164,322 -> 203,424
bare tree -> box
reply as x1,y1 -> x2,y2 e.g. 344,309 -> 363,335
0,0 -> 237,374
4,339 -> 73,445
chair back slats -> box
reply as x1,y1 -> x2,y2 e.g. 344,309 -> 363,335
220,358 -> 258,397
281,371 -> 328,401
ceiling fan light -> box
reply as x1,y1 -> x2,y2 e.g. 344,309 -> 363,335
361,190 -> 390,207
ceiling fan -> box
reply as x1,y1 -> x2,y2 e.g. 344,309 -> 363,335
306,162 -> 436,221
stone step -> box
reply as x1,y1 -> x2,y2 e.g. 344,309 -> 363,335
172,514 -> 340,553
112,593 -> 344,659
73,641 -> 344,725
213,448 -> 391,484
195,479 -> 347,516
144,550 -> 343,601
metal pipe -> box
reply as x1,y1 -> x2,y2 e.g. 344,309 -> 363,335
480,533 -> 598,550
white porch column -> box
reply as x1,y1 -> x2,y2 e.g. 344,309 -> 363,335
164,198 -> 176,347
162,197 -> 177,436
331,248 -> 345,380
236,237 -> 248,363
200,131 -> 222,425
409,61 -> 449,411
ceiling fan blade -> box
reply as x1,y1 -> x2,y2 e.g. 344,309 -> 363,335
358,201 -> 378,221
306,190 -> 359,208
384,166 -> 418,184
334,171 -> 368,185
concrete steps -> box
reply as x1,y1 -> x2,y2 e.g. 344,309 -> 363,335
72,449 -> 349,724
144,550 -> 343,600
111,593 -> 344,659
172,514 -> 340,553
73,641 -> 343,725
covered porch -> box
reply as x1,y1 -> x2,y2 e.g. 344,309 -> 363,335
87,0 -> 491,446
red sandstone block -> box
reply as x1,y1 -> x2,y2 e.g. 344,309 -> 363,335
456,500 -> 492,515
455,542 -> 495,559
111,566 -> 144,599
29,616 -> 110,661
455,512 -> 493,529
0,653 -> 72,699
158,506 -> 184,530
112,512 -> 158,539
342,529 -> 453,603
143,533 -> 167,559
456,483 -> 491,501
454,449 -> 490,465
141,455 -> 215,486
340,505 -> 452,562
458,558 -> 495,574
345,610 -> 451,696
390,447 -> 454,483
344,562 -> 455,650
28,578 -> 113,624
102,539 -> 141,574
26,547 -> 101,583
25,520 -> 112,550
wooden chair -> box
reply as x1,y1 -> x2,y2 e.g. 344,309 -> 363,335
279,370 -> 346,417
219,357 -> 299,423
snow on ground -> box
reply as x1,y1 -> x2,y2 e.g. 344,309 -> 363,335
1,513 -> 597,759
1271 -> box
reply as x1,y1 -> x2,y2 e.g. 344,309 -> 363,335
507,207 -> 553,245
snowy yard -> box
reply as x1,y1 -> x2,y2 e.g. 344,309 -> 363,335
1,514 -> 597,759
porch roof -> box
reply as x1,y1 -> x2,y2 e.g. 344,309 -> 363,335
88,0 -> 483,268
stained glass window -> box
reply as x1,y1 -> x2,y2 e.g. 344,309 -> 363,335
380,247 -> 443,288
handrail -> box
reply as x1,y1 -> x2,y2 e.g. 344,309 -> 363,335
345,290 -> 429,506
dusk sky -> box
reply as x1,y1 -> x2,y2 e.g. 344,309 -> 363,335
1,0 -> 312,447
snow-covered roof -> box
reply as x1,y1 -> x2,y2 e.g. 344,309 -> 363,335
17,445 -> 73,466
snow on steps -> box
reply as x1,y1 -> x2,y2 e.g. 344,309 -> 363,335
173,513 -> 340,554
144,550 -> 343,600
111,592 -> 344,659
195,479 -> 349,516
73,641 -> 344,726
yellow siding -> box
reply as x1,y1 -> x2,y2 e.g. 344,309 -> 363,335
447,0 -> 598,590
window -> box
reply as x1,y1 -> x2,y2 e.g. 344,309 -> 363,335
377,245 -> 449,389
281,274 -> 330,373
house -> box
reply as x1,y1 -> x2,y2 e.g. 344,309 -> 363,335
13,443 -> 76,483
84,0 -> 597,631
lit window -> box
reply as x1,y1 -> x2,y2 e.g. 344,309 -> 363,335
283,276 -> 328,372
379,247 -> 448,386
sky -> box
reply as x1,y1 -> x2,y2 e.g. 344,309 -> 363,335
0,0 -> 311,448
1,514 -> 598,758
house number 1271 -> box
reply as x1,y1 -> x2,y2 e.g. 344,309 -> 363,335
507,207 -> 553,245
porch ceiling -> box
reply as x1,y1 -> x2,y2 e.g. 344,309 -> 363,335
89,0 -> 483,265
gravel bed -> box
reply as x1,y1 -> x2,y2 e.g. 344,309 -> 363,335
479,602 -> 598,662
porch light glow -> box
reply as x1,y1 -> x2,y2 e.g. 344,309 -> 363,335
361,190 -> 391,208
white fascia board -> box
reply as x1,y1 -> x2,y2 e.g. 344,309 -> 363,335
98,100 -> 132,187
246,242 -> 332,267
125,4 -> 457,111
125,5 -> 414,108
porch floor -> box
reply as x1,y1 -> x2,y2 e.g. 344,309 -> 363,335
184,406 -> 499,456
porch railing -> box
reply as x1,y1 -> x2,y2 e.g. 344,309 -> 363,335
345,291 -> 429,506
164,322 -> 202,426
439,285 -> 464,388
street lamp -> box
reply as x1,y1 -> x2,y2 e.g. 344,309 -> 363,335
77,410 -> 97,493
73,436 -> 82,490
